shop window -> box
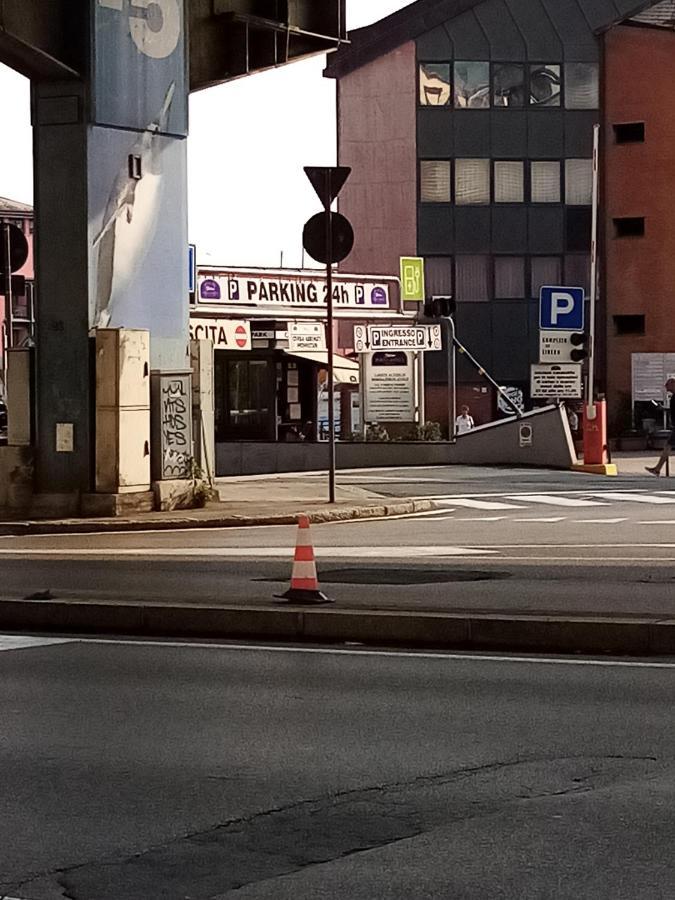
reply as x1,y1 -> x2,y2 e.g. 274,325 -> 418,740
419,63 -> 451,106
613,216 -> 645,238
455,158 -> 490,205
494,161 -> 524,203
494,257 -> 525,299
531,257 -> 562,297
614,122 -> 645,144
564,254 -> 591,294
531,161 -> 561,203
493,63 -> 526,107
420,160 -> 451,202
564,63 -> 599,109
425,257 -> 453,297
613,315 -> 645,335
455,256 -> 490,301
566,207 -> 592,251
565,159 -> 593,205
454,61 -> 490,108
530,64 -> 561,106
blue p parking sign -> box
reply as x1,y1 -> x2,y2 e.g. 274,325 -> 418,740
539,286 -> 585,331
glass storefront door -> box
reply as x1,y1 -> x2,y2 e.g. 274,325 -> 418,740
215,353 -> 276,440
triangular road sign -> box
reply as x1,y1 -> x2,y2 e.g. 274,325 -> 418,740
304,166 -> 351,208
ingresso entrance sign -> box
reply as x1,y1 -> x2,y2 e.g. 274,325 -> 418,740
353,324 -> 441,352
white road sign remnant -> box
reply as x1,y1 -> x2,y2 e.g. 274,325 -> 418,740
354,324 -> 441,353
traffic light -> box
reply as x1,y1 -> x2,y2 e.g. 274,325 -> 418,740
570,332 -> 588,362
424,295 -> 456,318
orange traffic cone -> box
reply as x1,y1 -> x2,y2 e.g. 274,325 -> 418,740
275,515 -> 334,604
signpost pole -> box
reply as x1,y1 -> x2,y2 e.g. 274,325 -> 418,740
586,123 -> 600,421
445,317 -> 457,441
324,170 -> 336,504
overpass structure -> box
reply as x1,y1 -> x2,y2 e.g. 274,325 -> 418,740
0,1 -> 345,512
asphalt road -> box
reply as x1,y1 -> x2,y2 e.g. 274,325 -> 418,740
0,471 -> 674,617
2,637 -> 675,900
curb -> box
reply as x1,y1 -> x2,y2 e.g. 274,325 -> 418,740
571,463 -> 618,476
0,499 -> 435,536
2,599 -> 675,656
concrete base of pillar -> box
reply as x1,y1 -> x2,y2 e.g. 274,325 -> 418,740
152,479 -> 221,511
81,491 -> 155,517
29,493 -> 80,518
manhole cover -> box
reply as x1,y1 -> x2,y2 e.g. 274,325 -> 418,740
257,569 -> 511,586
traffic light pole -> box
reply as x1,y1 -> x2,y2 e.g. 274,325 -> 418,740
324,169 -> 336,504
443,316 -> 457,441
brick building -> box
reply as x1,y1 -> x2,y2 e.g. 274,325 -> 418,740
326,0 -> 675,435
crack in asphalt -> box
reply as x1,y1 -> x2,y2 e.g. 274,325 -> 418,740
7,754 -> 667,900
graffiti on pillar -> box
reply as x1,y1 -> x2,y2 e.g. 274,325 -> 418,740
160,375 -> 191,479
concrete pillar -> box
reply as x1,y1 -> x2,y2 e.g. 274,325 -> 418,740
190,339 -> 215,482
32,0 -> 189,510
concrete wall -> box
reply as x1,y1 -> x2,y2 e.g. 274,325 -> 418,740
0,445 -> 34,511
604,25 -> 675,432
216,405 -> 575,475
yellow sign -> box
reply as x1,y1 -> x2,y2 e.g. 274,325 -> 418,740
400,257 -> 425,302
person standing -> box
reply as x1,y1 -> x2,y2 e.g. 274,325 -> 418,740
455,405 -> 475,436
646,378 -> 675,476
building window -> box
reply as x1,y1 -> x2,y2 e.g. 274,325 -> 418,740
613,217 -> 645,238
564,63 -> 599,109
566,208 -> 592,251
419,63 -> 451,106
425,257 -> 453,297
455,256 -> 490,300
565,159 -> 593,205
530,64 -> 561,106
454,61 -> 490,108
531,257 -> 562,297
613,315 -> 645,335
613,122 -> 645,144
494,161 -> 524,203
494,257 -> 525,299
493,63 -> 526,107
564,255 -> 591,295
455,159 -> 490,204
420,160 -> 451,202
531,161 -> 561,203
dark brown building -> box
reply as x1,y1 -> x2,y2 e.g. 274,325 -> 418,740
327,0 -> 675,436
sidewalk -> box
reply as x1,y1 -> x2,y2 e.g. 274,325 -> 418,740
0,477 -> 435,535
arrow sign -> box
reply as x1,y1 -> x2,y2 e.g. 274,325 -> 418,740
304,166 -> 351,209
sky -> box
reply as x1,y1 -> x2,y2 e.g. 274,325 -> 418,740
0,1 -> 412,269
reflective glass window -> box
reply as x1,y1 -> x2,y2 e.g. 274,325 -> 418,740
420,161 -> 451,202
565,159 -> 593,205
565,63 -> 599,109
455,256 -> 490,301
493,63 -> 526,107
530,64 -> 561,106
531,161 -> 561,203
425,257 -> 453,296
531,257 -> 562,297
454,62 -> 490,108
455,159 -> 490,204
495,257 -> 525,299
494,161 -> 524,203
419,64 -> 452,106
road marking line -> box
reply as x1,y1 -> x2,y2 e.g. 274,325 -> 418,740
78,638 -> 675,670
637,521 -> 675,525
454,516 -> 510,522
441,498 -> 524,510
590,492 -> 675,504
506,494 -> 606,507
0,635 -> 73,652
512,517 -> 567,523
575,518 -> 629,524
0,546 -> 498,559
